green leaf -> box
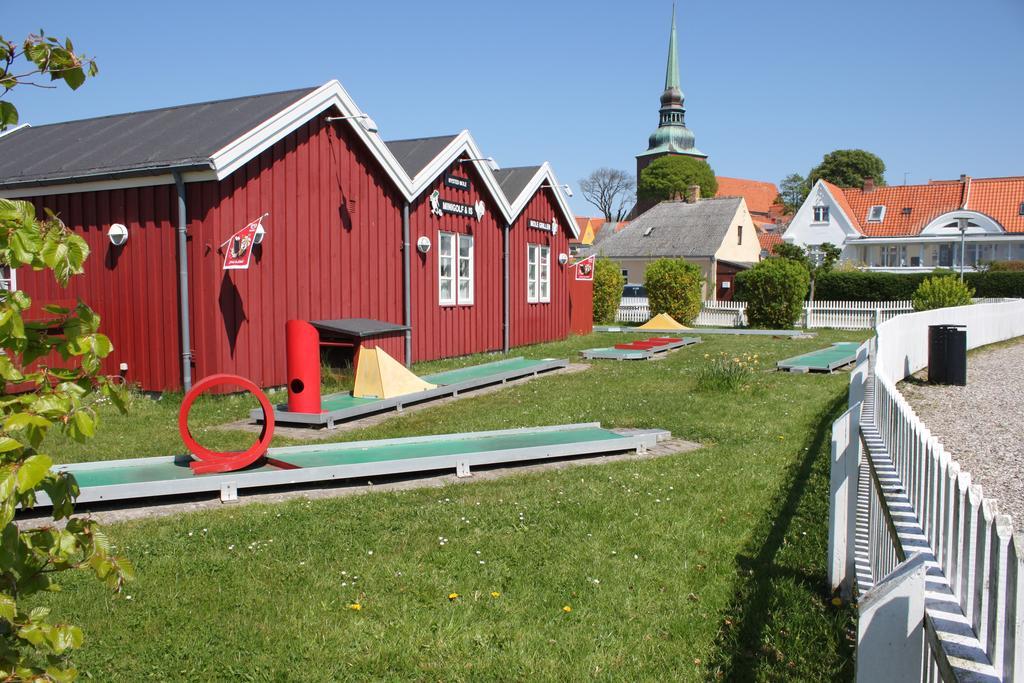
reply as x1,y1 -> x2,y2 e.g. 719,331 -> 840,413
15,454 -> 52,493
0,591 -> 15,622
63,67 -> 86,90
69,410 -> 95,441
0,101 -> 17,130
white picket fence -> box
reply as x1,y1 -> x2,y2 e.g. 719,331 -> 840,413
828,300 -> 1024,681
616,299 -> 914,329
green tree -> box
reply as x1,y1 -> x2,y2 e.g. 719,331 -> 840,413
592,257 -> 625,324
643,258 -> 702,324
777,173 -> 808,213
735,258 -> 810,329
637,156 -> 718,205
807,149 -> 886,189
1,30 -> 132,683
911,275 -> 974,311
772,241 -> 842,303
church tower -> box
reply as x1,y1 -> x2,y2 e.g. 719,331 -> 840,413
634,3 -> 707,215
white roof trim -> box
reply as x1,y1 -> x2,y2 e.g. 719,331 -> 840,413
919,210 -> 1004,236
504,163 -> 579,239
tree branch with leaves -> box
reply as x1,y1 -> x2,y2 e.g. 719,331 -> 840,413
1,29 -> 130,683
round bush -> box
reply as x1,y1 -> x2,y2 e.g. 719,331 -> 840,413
643,258 -> 703,324
592,257 -> 625,324
911,275 -> 974,311
736,258 -> 810,329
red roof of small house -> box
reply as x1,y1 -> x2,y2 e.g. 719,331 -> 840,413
832,175 -> 1024,236
758,231 -> 783,253
716,176 -> 782,216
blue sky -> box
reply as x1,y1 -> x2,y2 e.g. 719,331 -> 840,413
5,0 -> 1023,214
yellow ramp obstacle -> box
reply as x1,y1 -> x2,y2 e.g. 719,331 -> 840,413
352,346 -> 437,399
638,312 -> 689,330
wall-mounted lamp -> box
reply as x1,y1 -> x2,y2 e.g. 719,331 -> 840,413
541,183 -> 573,198
253,222 -> 266,245
558,253 -> 569,265
416,236 -> 431,254
107,223 -> 128,246
325,113 -> 379,134
459,156 -> 500,173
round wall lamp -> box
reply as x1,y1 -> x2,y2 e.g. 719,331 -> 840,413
558,253 -> 569,265
107,223 -> 128,246
254,222 -> 266,245
416,236 -> 431,253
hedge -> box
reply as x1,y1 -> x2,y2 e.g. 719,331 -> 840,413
643,258 -> 703,324
811,270 -> 1024,301
734,258 -> 809,328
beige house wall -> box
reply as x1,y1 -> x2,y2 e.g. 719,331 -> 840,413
713,203 -> 762,264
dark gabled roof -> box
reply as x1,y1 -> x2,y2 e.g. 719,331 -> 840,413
384,135 -> 458,178
0,87 -> 318,189
592,197 -> 743,258
493,165 -> 541,203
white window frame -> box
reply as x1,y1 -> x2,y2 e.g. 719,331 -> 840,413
812,205 -> 829,223
0,266 -> 17,293
868,205 -> 886,222
456,233 -> 474,306
527,243 -> 550,304
438,231 -> 474,306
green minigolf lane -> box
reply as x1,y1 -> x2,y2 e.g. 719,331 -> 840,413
315,358 -> 548,412
778,342 -> 861,370
421,357 -> 546,385
584,348 -> 650,360
64,427 -> 624,489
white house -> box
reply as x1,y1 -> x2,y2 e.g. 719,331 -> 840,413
783,175 -> 1024,271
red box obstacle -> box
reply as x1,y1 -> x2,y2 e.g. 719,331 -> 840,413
286,320 -> 322,414
613,337 -> 683,350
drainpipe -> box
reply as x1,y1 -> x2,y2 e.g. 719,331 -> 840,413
173,171 -> 193,391
402,202 -> 412,367
502,222 -> 510,354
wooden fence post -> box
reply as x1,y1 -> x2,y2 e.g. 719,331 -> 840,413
856,554 -> 928,683
829,404 -> 862,600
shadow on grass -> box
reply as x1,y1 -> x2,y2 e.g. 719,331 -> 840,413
706,391 -> 856,681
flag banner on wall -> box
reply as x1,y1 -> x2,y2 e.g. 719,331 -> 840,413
573,255 -> 595,281
222,214 -> 266,270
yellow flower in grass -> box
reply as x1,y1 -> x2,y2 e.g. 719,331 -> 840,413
348,603 -> 362,611
448,593 -> 460,601
491,591 -> 501,598
562,605 -> 572,613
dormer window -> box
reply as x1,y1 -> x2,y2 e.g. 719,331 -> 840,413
867,205 -> 886,222
1019,201 -> 1024,216
902,207 -> 912,216
812,206 -> 829,223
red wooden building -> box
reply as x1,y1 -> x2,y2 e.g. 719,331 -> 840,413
0,81 -> 578,391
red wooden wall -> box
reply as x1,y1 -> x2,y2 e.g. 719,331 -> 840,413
508,188 -> 571,348
185,117 -> 405,388
23,185 -> 183,390
407,158 -> 503,362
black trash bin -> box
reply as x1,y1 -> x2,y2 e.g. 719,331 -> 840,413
928,324 -> 967,385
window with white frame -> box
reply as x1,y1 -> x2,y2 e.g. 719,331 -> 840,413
527,243 -> 550,303
0,266 -> 16,293
867,205 -> 886,222
812,206 -> 829,223
438,232 -> 474,306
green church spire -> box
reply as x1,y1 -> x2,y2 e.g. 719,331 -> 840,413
664,2 -> 681,96
637,2 -> 705,160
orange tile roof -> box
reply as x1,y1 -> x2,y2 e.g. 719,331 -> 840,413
716,176 -> 780,216
758,231 -> 782,252
822,181 -> 863,233
967,177 -> 1024,233
837,182 -> 962,237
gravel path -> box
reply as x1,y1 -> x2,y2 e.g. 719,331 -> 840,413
900,338 -> 1024,525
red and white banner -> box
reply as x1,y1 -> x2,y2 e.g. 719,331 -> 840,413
222,214 -> 266,270
572,255 -> 595,281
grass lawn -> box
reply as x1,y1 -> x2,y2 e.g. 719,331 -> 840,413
37,329 -> 865,680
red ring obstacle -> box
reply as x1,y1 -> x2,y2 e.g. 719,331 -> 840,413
179,373 -> 276,474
